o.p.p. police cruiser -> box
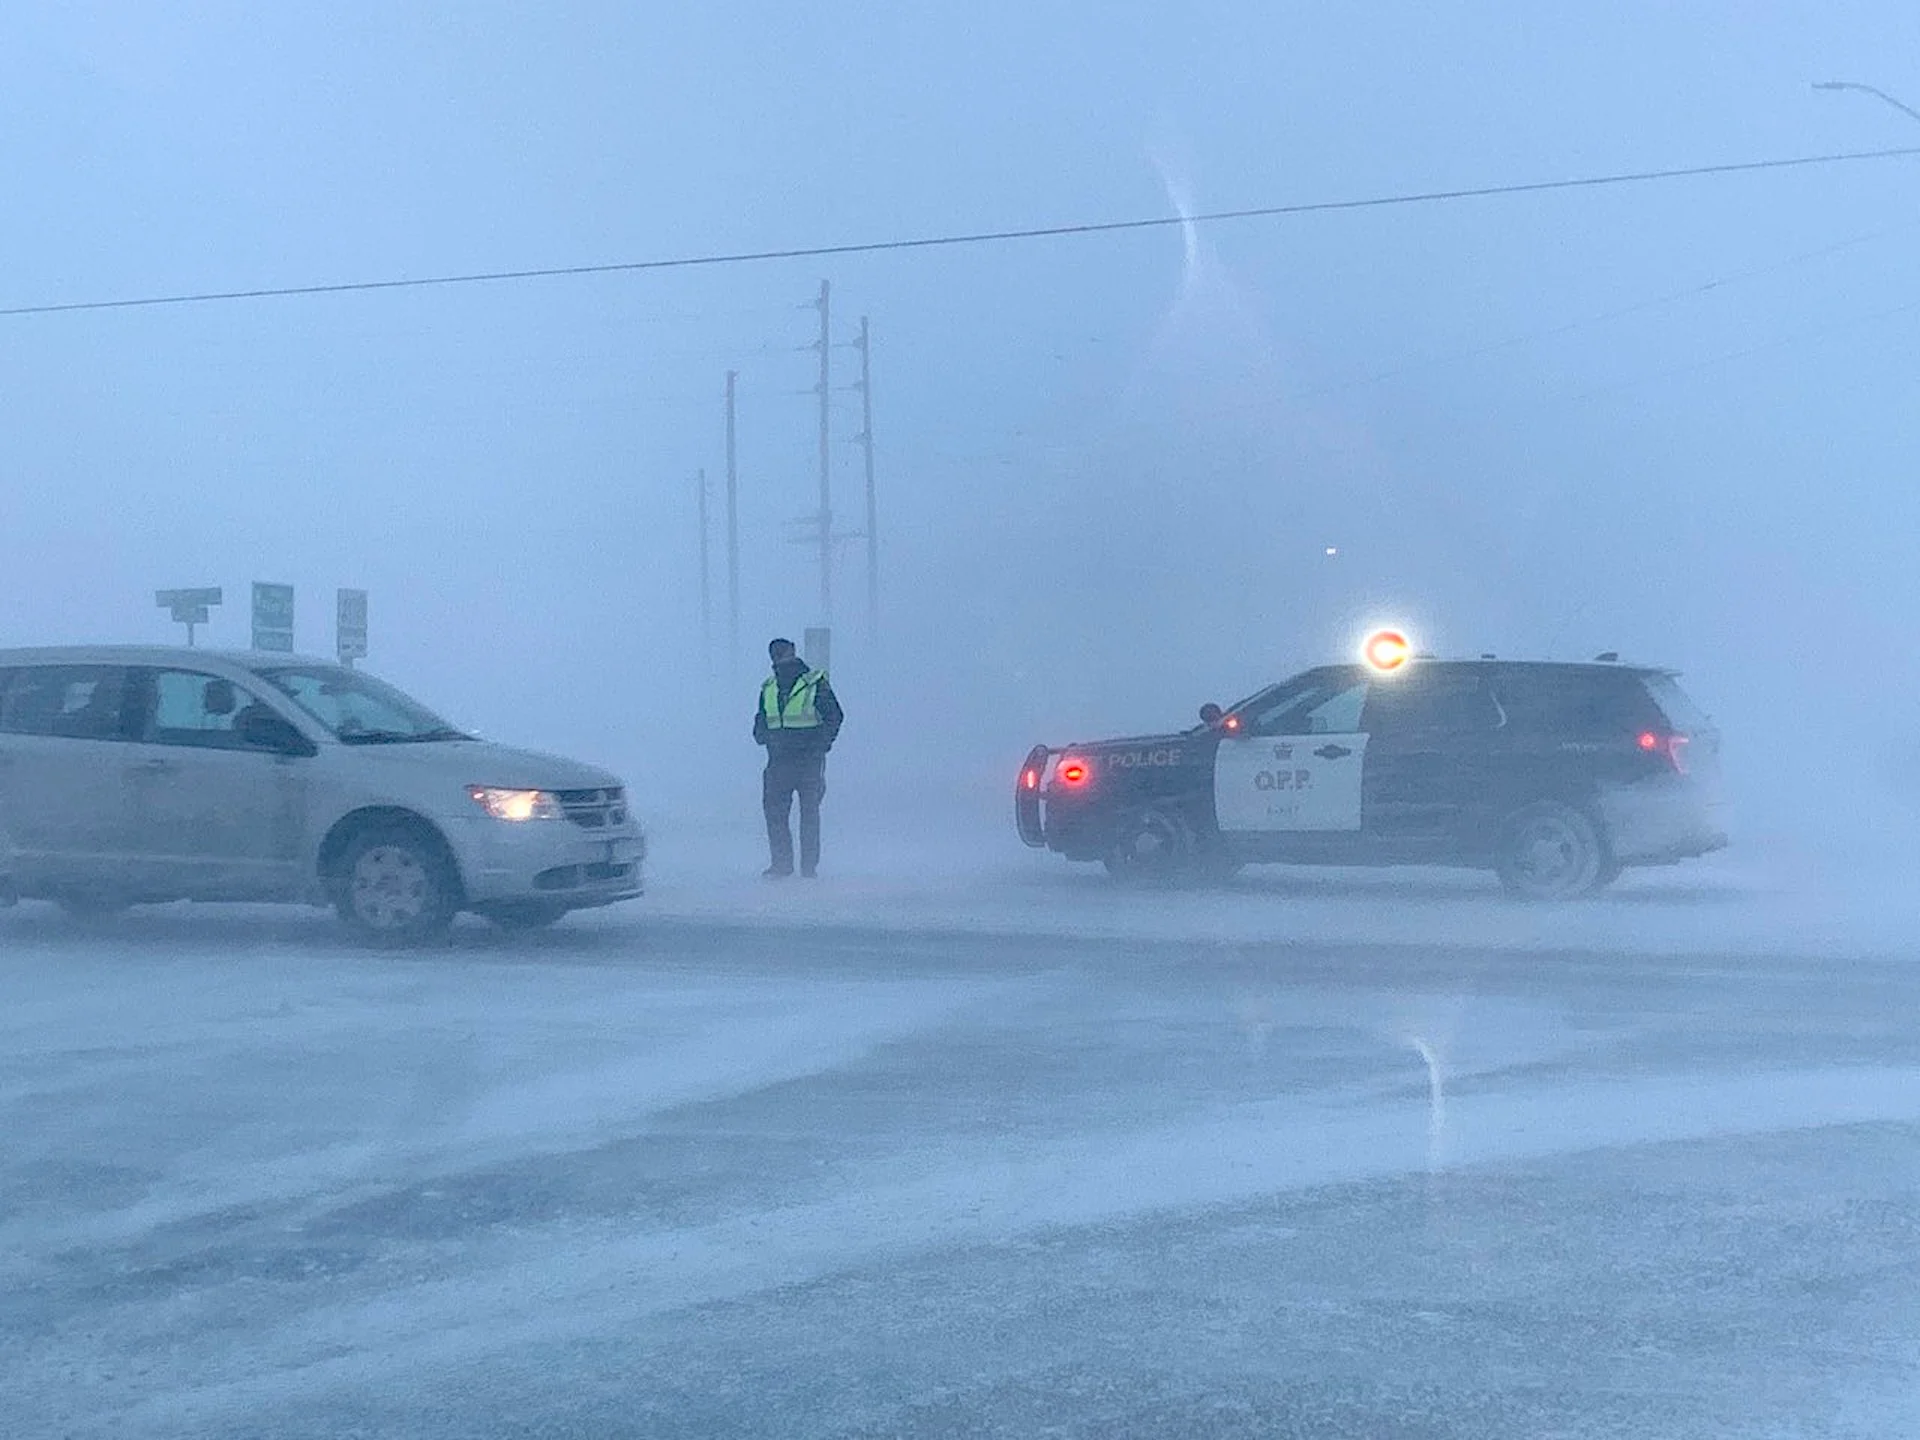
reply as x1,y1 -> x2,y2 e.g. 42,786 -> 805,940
1014,631 -> 1726,898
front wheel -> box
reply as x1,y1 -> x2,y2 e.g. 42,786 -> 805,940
1496,801 -> 1608,901
1103,807 -> 1198,886
335,825 -> 459,945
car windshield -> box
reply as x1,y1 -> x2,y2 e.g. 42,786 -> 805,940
253,665 -> 469,744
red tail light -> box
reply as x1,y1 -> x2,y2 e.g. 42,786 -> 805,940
1637,730 -> 1691,774
1058,759 -> 1090,786
1021,769 -> 1039,790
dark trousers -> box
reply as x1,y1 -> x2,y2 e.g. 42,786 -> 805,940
763,752 -> 827,875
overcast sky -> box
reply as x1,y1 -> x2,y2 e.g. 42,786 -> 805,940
4,3 -> 1918,828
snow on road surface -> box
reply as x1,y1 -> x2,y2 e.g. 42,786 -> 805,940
5,838 -> 1920,1436
638,814 -> 1920,960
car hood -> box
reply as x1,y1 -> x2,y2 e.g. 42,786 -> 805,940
1065,730 -> 1202,753
329,738 -> 625,791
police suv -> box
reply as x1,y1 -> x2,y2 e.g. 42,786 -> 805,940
1014,634 -> 1726,898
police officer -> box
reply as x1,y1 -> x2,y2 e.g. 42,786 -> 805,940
753,637 -> 844,878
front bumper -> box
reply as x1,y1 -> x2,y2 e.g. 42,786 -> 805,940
451,817 -> 646,907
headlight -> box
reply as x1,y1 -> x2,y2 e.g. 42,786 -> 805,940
468,786 -> 565,822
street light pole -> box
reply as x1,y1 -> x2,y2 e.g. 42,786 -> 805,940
1813,80 -> 1920,127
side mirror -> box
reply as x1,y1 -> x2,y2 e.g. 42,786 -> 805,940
1198,703 -> 1224,727
239,709 -> 314,757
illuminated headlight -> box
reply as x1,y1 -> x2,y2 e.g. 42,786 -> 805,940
468,786 -> 565,822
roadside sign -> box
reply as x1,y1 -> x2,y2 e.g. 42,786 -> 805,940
156,588 -> 223,610
336,589 -> 368,665
156,587 -> 222,647
251,582 -> 295,653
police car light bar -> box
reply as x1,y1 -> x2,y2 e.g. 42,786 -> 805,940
1362,629 -> 1413,673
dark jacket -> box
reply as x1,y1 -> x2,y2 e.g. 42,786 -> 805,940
753,658 -> 844,758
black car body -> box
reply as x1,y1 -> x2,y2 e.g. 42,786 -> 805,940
1015,658 -> 1726,898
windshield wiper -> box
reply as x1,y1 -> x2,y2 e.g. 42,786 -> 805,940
336,728 -> 470,745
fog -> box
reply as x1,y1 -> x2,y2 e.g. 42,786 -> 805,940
8,6 -> 1920,1435
4,3 -> 1918,861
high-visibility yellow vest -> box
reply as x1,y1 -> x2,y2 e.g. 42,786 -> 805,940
761,670 -> 827,729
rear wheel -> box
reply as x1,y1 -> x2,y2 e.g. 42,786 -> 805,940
1496,801 -> 1607,901
1103,808 -> 1197,886
335,824 -> 459,945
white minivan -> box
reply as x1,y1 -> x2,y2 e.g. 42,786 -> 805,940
0,647 -> 644,942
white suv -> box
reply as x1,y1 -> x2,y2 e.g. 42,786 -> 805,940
0,647 -> 644,942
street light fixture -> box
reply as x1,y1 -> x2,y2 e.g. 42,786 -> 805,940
1813,80 -> 1920,127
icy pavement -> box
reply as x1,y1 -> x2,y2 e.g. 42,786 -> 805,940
5,854 -> 1920,1436
633,812 -> 1920,962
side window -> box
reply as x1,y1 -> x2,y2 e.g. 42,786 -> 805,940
1299,683 -> 1367,735
1365,672 -> 1500,738
1495,670 -> 1658,738
134,670 -> 279,751
1248,680 -> 1369,736
0,666 -> 131,741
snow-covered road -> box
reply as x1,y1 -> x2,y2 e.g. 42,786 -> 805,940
5,859 -> 1919,1436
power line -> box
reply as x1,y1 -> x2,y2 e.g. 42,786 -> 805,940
5,144 -> 1919,320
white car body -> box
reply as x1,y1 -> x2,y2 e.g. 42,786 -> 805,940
0,646 -> 643,933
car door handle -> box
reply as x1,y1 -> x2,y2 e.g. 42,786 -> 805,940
136,758 -> 181,775
1314,744 -> 1353,760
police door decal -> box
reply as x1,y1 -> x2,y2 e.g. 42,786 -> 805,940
1214,733 -> 1369,832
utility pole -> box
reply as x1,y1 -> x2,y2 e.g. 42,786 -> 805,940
697,467 -> 712,665
725,370 -> 740,664
814,278 -> 833,620
853,315 -> 879,643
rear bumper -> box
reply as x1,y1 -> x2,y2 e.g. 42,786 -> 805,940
1597,779 -> 1727,864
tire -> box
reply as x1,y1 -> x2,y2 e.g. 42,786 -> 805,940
1103,807 -> 1197,886
1496,801 -> 1608,901
483,901 -> 569,933
334,823 -> 459,946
